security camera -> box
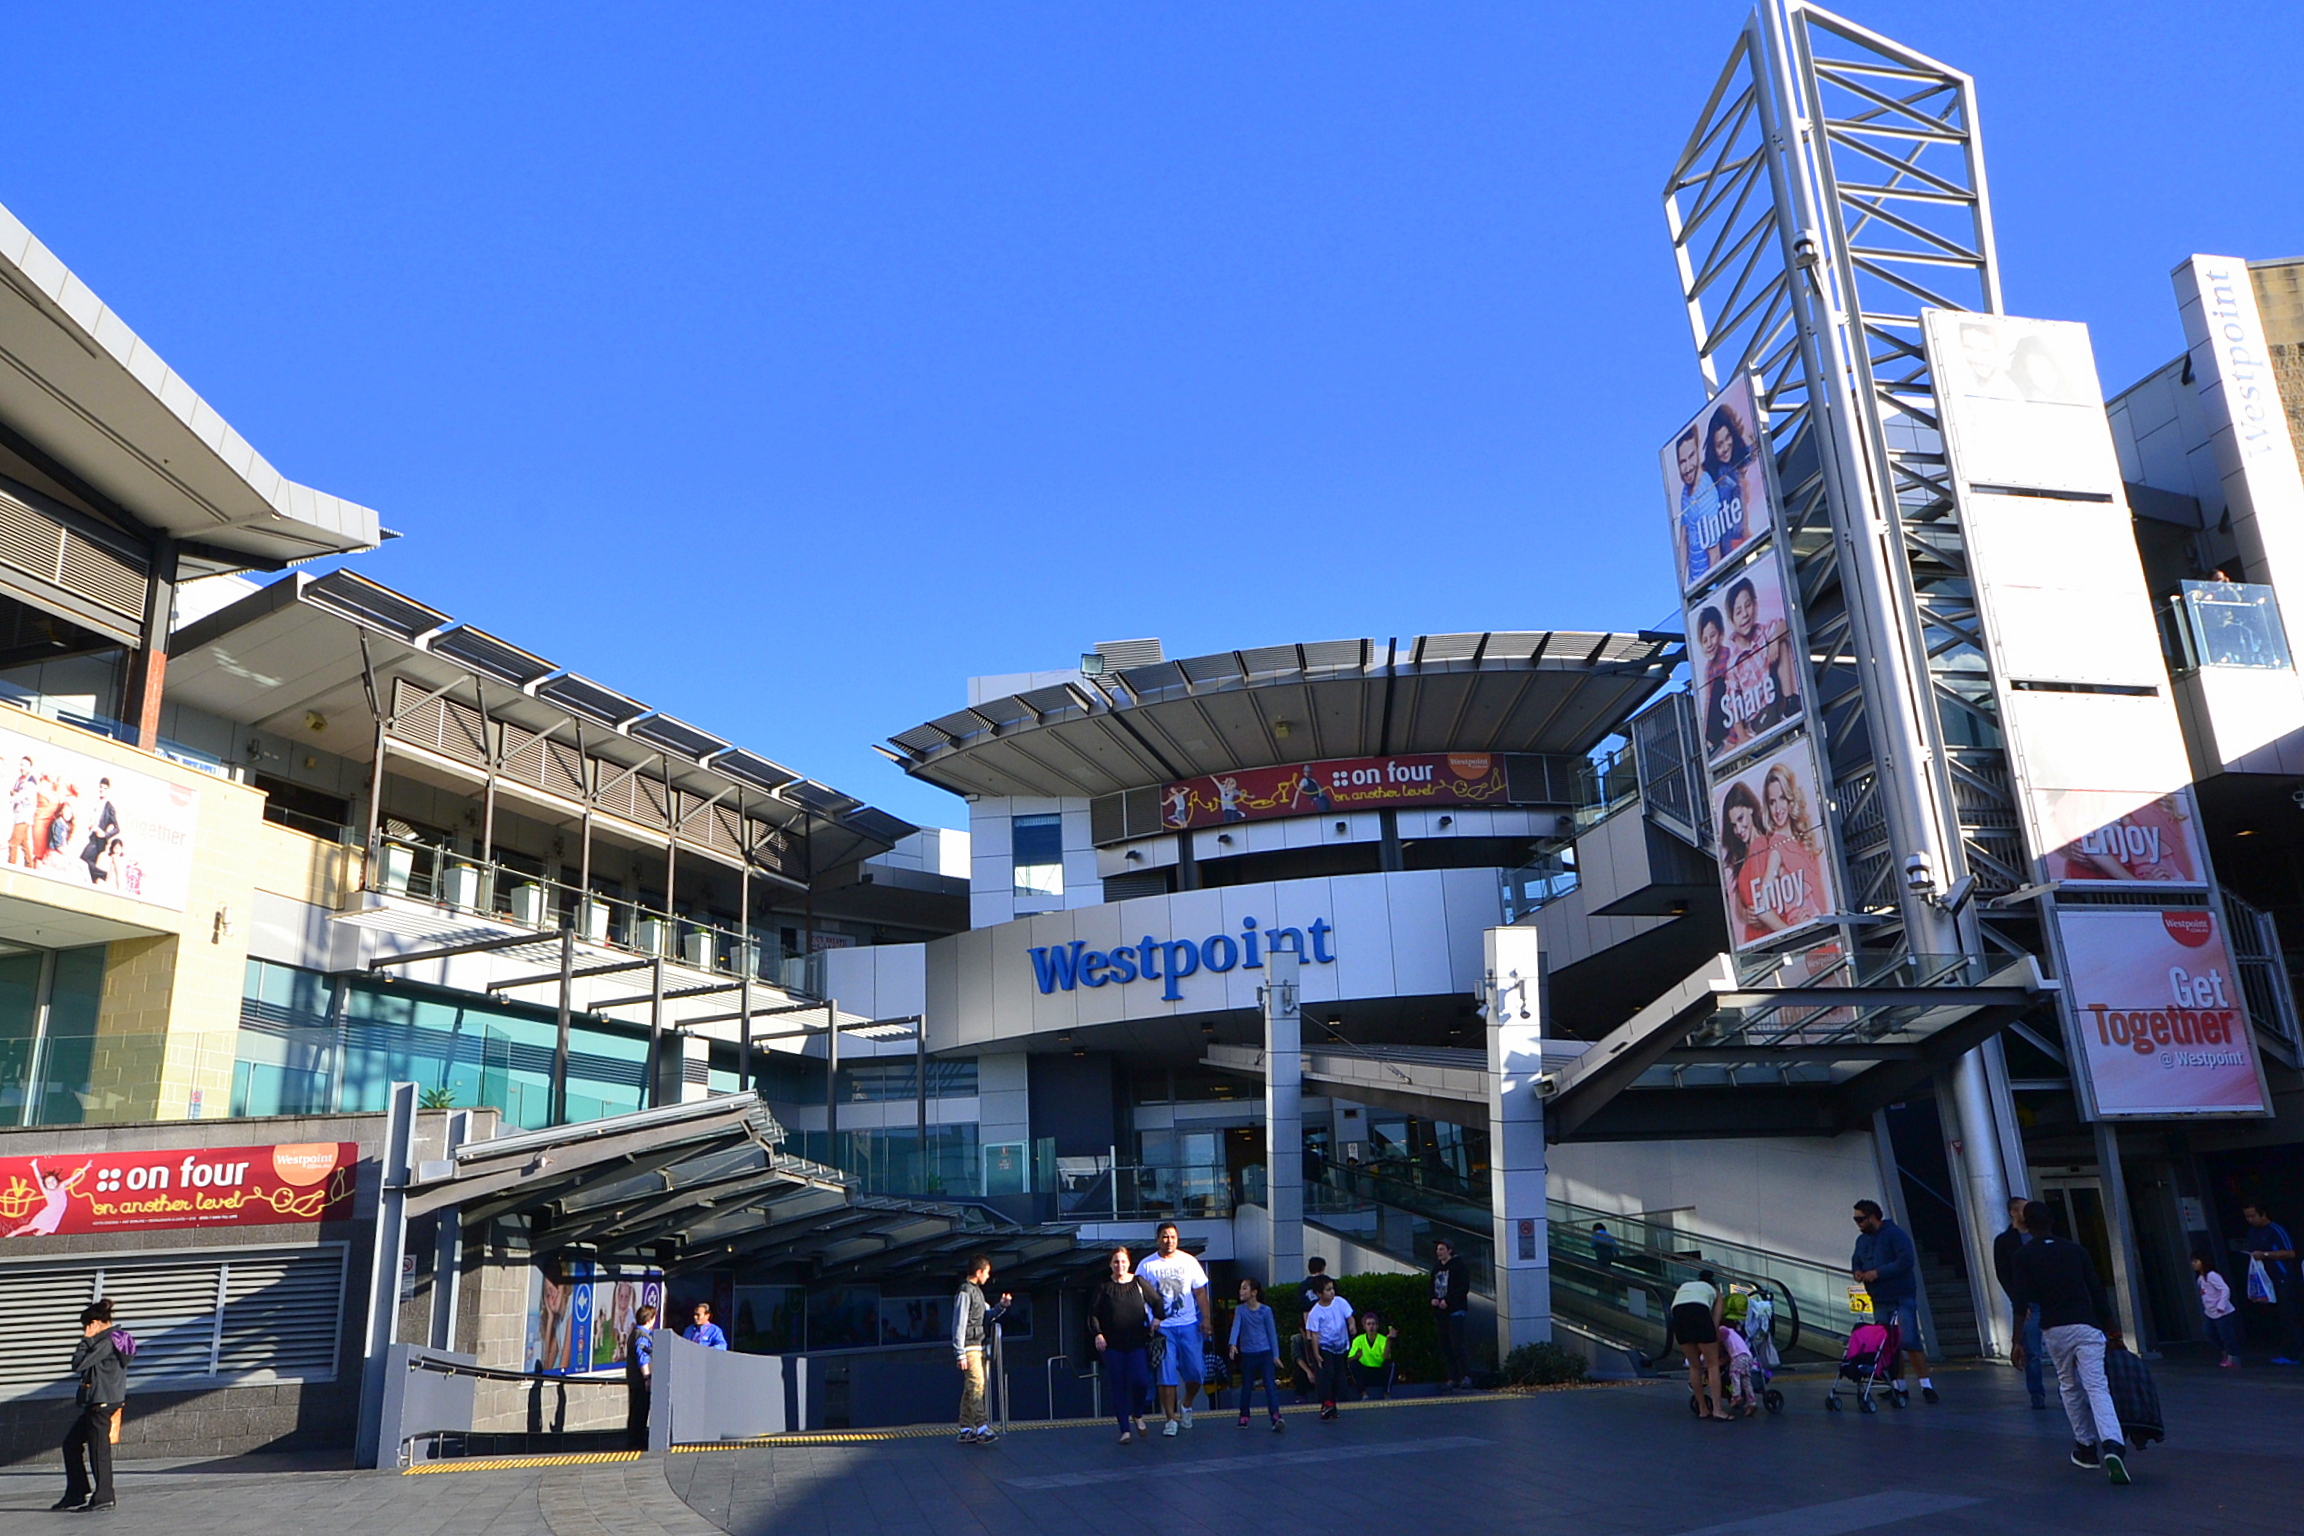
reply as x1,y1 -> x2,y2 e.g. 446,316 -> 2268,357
1902,852 -> 1936,895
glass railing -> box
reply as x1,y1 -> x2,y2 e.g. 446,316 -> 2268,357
2161,580 -> 2294,671
1549,1197 -> 1853,1361
367,835 -> 822,995
0,1030 -> 172,1126
1053,1159 -> 1236,1220
1500,856 -> 1579,922
1573,744 -> 1641,829
0,686 -> 234,778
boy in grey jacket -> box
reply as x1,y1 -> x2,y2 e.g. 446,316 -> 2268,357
953,1255 -> 1011,1444
59,1298 -> 128,1512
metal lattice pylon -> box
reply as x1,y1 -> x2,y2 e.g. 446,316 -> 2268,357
1664,0 -> 2026,949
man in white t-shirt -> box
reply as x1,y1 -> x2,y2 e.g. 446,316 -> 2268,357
1303,1276 -> 1356,1420
1135,1222 -> 1212,1436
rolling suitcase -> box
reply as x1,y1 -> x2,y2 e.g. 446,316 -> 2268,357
2103,1345 -> 2164,1448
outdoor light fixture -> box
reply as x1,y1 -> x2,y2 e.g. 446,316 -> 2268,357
1273,720 -> 1292,739
1436,815 -> 1452,829
1217,833 -> 1232,845
1902,852 -> 1936,896
1079,653 -> 1106,677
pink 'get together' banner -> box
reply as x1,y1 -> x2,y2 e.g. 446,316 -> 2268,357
2058,907 -> 2272,1118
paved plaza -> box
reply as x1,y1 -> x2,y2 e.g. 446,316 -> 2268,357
3,1358 -> 2298,1535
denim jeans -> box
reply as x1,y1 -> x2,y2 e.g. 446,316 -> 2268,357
1236,1349 -> 1280,1418
2015,1304 -> 2045,1403
1104,1347 -> 1151,1432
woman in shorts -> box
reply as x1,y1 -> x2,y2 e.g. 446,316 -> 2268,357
1672,1268 -> 1727,1420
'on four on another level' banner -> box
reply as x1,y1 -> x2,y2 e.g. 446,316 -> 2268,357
1159,753 -> 1509,831
0,1142 -> 358,1238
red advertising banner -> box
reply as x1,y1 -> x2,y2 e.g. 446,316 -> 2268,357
1159,753 -> 1509,831
2058,908 -> 2272,1118
0,1142 -> 358,1239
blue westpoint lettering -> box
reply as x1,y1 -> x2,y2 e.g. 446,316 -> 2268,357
1029,917 -> 1335,1001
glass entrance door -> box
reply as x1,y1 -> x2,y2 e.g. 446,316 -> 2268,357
2033,1174 -> 2122,1326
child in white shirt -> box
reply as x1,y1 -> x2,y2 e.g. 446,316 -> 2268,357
2195,1253 -> 2241,1368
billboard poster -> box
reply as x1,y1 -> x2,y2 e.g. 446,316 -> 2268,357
0,1142 -> 355,1239
589,1275 -> 662,1370
1925,311 -> 2116,497
1158,752 -> 1508,831
1687,544 -> 1804,767
2057,908 -> 2272,1118
1661,373 -> 1770,592
1712,734 -> 1841,951
2035,789 -> 2208,887
0,721 -> 201,910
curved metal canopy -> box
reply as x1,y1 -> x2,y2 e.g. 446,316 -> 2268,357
884,631 -> 1680,801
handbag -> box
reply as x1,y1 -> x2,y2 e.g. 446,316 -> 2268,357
2247,1255 -> 2277,1305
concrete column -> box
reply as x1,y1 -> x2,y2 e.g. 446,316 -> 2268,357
1485,927 -> 1549,1356
1261,949 -> 1303,1289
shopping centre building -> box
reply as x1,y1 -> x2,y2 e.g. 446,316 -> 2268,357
9,0 -> 2304,1472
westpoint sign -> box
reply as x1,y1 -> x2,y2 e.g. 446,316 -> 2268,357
1029,915 -> 1336,1002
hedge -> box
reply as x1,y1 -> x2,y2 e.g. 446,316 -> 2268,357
1216,1271 -> 1451,1385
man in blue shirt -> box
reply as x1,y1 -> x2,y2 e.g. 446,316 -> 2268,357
683,1301 -> 728,1351
2238,1201 -> 2302,1364
1852,1199 -> 1936,1404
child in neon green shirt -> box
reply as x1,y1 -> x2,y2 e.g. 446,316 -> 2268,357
1347,1312 -> 1397,1399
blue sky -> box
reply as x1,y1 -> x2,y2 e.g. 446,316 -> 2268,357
6,3 -> 2299,827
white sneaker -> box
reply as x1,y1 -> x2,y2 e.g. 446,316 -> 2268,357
1162,1419 -> 1179,1438
1180,1406 -> 1194,1430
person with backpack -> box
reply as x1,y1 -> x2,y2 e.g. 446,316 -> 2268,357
57,1298 -> 129,1512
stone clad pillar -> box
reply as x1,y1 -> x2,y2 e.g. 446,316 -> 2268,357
1486,926 -> 1549,1358
1261,949 -> 1304,1291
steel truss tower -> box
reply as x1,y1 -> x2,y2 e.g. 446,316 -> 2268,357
1663,1 -> 2030,1355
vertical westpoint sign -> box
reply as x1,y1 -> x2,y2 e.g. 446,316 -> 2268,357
1029,916 -> 1336,1002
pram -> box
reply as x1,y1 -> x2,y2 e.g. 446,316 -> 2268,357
1824,1320 -> 1902,1413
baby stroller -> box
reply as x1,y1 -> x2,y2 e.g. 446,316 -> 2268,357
1738,1292 -> 1785,1415
1825,1320 -> 1901,1413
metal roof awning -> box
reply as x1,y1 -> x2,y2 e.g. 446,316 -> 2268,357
1540,951 -> 2057,1141
0,198 -> 381,568
403,1093 -> 1093,1284
1204,949 -> 2056,1142
883,631 -> 1681,800
166,569 -> 914,869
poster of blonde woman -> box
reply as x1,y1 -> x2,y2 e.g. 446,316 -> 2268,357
1711,734 -> 1842,951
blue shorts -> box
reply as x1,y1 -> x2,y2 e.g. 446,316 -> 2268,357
1882,1298 -> 1924,1352
1156,1321 -> 1204,1387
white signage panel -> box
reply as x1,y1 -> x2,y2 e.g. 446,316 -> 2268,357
2056,907 -> 2272,1119
2175,255 -> 2304,593
1926,312 -> 2121,496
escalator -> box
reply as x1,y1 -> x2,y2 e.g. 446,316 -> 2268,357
1304,1165 -> 1863,1373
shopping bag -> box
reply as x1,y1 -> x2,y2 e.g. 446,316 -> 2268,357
2247,1255 -> 2276,1304
108,1407 -> 122,1445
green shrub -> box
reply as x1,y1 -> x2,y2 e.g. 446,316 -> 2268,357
1502,1341 -> 1587,1387
1234,1271 -> 1451,1384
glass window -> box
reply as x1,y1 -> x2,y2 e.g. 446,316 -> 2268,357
1012,814 -> 1064,897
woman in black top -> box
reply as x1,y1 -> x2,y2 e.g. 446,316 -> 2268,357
1091,1246 -> 1159,1443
